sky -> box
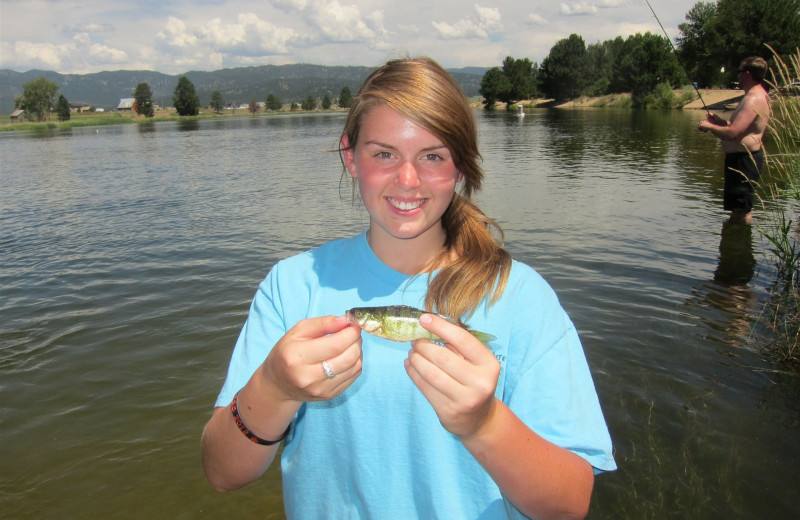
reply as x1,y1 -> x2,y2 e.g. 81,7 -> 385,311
0,0 -> 703,75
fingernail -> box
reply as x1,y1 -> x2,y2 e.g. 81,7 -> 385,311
419,314 -> 432,324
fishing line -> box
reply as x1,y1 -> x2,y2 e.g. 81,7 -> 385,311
644,0 -> 710,114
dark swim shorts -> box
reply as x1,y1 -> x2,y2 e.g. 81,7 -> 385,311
723,149 -> 764,212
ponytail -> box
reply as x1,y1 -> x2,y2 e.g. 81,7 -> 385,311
425,193 -> 511,321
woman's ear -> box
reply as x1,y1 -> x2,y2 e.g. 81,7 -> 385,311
341,135 -> 357,178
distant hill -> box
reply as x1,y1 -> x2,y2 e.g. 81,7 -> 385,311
0,64 -> 489,114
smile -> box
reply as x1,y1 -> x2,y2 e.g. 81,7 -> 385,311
387,197 -> 425,211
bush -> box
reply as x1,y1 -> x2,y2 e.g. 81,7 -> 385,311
645,82 -> 678,109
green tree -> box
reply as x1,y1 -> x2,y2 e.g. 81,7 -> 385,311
134,82 -> 155,117
616,32 -> 685,106
322,93 -> 332,110
678,0 -> 800,88
338,86 -> 353,108
173,76 -> 200,116
707,0 -> 800,87
479,67 -> 511,109
677,1 -> 721,88
14,76 -> 59,122
479,57 -> 539,109
301,96 -> 317,111
586,39 -> 620,95
210,90 -> 224,113
502,56 -> 538,102
539,34 -> 592,100
265,93 -> 282,111
56,94 -> 71,121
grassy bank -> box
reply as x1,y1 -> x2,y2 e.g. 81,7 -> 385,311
1,106 -> 344,132
1,111 -> 136,131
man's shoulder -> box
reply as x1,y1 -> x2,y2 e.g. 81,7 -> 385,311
744,86 -> 770,105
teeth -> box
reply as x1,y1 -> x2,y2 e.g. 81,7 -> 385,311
388,198 -> 423,210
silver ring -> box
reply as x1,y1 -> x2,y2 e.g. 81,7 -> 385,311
321,360 -> 335,379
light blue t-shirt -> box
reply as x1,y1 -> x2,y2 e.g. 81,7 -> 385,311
216,233 -> 616,519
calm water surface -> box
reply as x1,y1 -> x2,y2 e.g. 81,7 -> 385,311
1,111 -> 798,519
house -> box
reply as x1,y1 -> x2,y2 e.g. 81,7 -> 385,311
10,109 -> 25,122
117,98 -> 135,110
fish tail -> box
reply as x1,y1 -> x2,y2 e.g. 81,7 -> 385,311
469,330 -> 497,348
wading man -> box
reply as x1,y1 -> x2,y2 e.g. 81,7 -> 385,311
698,56 -> 771,225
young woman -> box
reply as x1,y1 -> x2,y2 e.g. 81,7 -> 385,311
202,57 -> 616,519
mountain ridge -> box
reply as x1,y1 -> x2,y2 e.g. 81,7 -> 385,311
0,64 -> 489,114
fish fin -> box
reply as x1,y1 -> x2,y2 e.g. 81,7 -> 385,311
469,330 -> 497,348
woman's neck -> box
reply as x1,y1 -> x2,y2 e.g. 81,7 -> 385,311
366,227 -> 446,275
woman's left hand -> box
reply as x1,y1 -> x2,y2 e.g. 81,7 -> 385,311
404,313 -> 501,438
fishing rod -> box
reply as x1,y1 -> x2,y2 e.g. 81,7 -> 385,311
644,0 -> 710,114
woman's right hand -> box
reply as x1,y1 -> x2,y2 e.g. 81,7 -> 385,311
262,315 -> 363,403
202,315 -> 361,491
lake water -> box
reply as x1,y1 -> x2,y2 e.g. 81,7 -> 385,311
1,110 -> 798,519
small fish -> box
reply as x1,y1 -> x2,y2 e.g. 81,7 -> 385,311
345,305 -> 496,346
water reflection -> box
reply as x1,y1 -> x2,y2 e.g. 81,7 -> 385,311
177,119 -> 200,131
714,220 -> 756,286
137,121 -> 157,133
684,219 -> 759,351
713,220 -> 758,344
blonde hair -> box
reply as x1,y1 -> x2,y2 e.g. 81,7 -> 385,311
340,57 -> 511,320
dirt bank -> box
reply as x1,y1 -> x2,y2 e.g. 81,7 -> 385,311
556,89 -> 743,109
483,89 -> 745,110
681,89 -> 743,109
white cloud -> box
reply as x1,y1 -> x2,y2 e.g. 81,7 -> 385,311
150,13 -> 303,70
307,0 -> 378,41
199,14 -> 298,55
432,4 -> 502,40
596,0 -> 630,7
527,13 -> 548,25
366,11 -> 390,40
63,22 -> 115,34
0,32 -> 128,72
157,17 -> 200,48
560,2 -> 599,16
87,43 -> 129,63
4,41 -> 66,70
0,0 -> 703,73
268,0 -> 386,43
270,0 -> 310,10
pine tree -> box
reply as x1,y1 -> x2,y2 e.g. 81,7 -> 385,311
134,82 -> 155,117
56,94 -> 71,121
338,86 -> 353,108
173,76 -> 200,116
210,90 -> 224,113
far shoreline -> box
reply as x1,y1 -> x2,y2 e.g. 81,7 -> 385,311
481,89 -> 745,111
3,89 -> 747,132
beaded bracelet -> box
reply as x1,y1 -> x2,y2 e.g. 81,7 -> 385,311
231,392 -> 291,446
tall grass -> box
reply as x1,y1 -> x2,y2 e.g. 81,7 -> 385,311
756,47 -> 800,369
